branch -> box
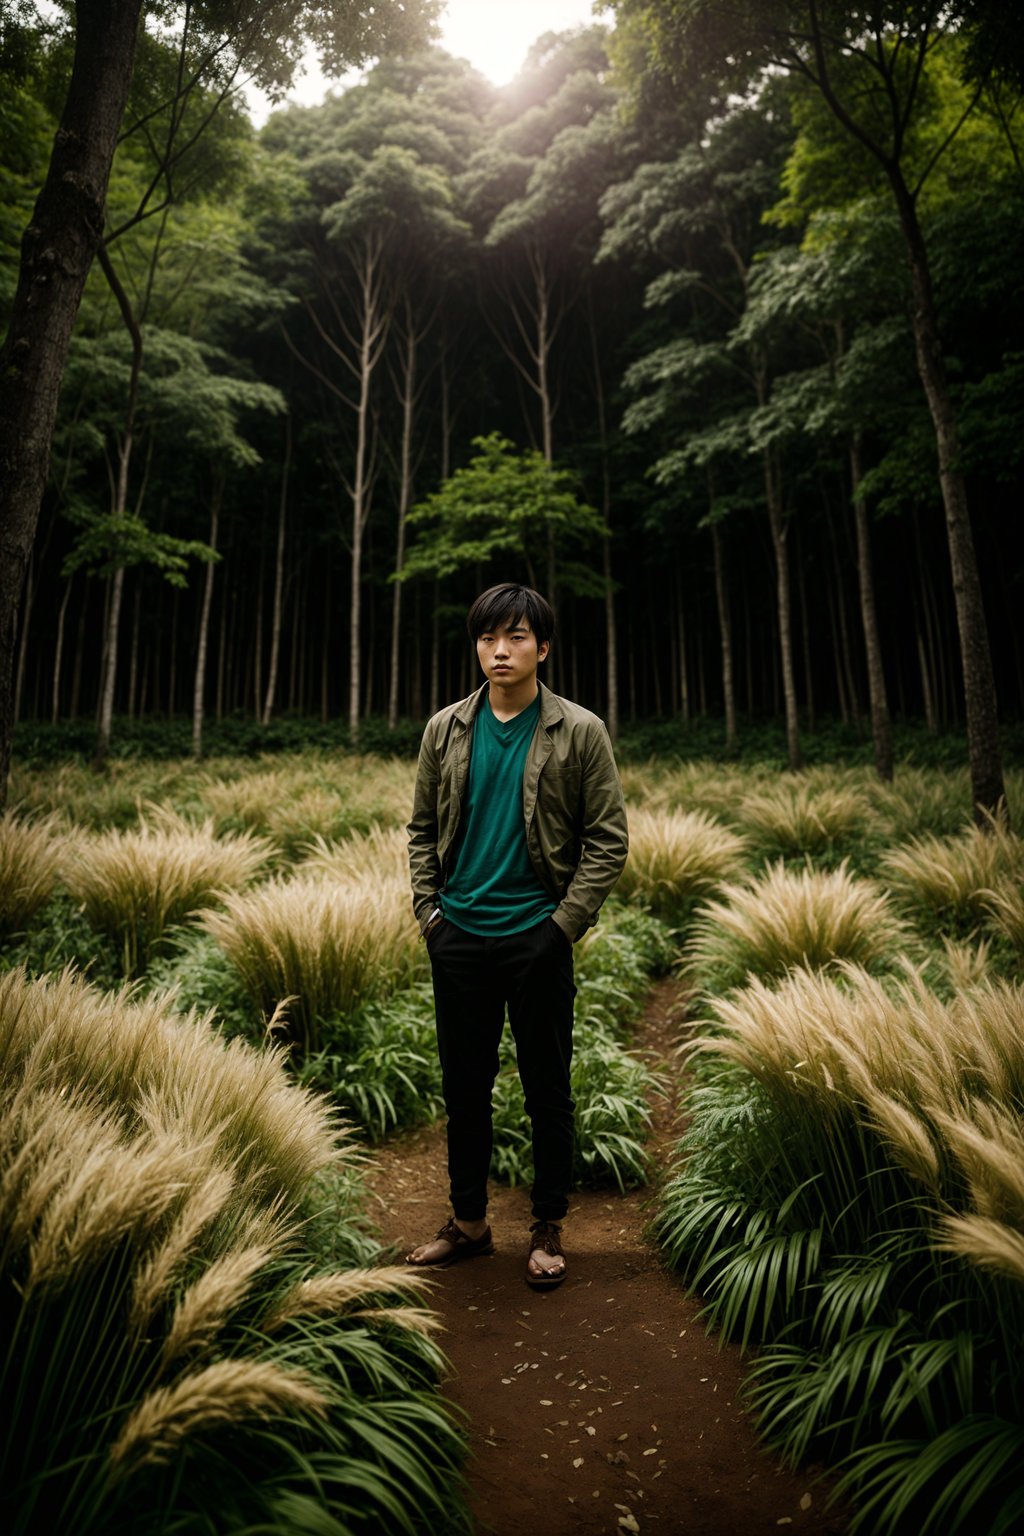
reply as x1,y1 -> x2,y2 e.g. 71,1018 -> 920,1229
911,78 -> 986,201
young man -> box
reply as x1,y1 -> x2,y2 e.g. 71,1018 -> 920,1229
406,583 -> 628,1288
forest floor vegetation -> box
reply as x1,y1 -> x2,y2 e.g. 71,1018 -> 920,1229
3,745 -> 1024,1531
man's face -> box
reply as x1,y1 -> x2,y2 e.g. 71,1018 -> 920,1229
476,616 -> 549,686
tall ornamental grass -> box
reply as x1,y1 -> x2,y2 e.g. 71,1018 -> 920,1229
687,860 -> 910,992
983,880 -> 1024,958
0,967 -> 468,1536
62,812 -> 269,978
302,824 -> 410,884
198,756 -> 415,854
881,819 -> 1024,937
616,806 -> 747,926
201,872 -> 424,1053
736,780 -> 872,865
866,766 -> 975,840
0,812 -> 65,937
659,964 -> 1024,1536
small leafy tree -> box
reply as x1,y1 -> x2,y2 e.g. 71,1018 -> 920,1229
401,432 -> 605,596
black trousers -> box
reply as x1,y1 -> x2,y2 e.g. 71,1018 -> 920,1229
427,915 -> 576,1223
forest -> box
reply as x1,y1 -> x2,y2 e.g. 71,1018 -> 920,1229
2,2 -> 1022,805
4,7 -> 1024,1535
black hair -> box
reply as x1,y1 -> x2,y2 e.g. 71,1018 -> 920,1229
466,584 -> 555,648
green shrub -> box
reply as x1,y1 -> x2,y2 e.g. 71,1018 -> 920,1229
489,1018 -> 657,1192
298,985 -> 444,1142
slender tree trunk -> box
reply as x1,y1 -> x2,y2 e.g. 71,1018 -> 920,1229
262,413 -> 291,725
826,507 -> 860,732
849,434 -> 893,779
192,483 -> 220,758
710,520 -> 736,752
889,172 -> 1005,820
915,612 -> 938,734
52,576 -> 74,724
676,578 -> 689,723
388,303 -> 417,729
797,535 -> 816,733
349,235 -> 387,739
93,248 -> 145,770
0,0 -> 143,806
70,584 -> 88,718
128,579 -> 142,718
763,448 -> 801,769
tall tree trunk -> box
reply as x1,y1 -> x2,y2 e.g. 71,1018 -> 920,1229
796,534 -> 816,733
826,506 -> 860,732
763,448 -> 801,770
586,283 -> 618,735
710,520 -> 736,753
0,0 -> 142,806
849,434 -> 893,780
52,576 -> 74,724
70,583 -> 88,718
348,234 -> 387,739
915,611 -> 938,734
192,482 -> 220,758
388,302 -> 417,729
889,172 -> 1005,820
128,579 -> 142,718
262,413 -> 292,725
676,575 -> 689,723
93,246 -> 145,770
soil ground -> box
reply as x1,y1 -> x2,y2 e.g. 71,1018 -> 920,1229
364,980 -> 849,1536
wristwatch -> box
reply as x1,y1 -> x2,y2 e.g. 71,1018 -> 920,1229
422,906 -> 444,940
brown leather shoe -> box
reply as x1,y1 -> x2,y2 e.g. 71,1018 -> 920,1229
406,1216 -> 494,1268
526,1219 -> 566,1289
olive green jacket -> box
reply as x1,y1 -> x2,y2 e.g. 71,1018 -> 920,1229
407,681 -> 628,944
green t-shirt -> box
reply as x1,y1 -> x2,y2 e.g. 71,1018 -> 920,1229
440,691 -> 556,936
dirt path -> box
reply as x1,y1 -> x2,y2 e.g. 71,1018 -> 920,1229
364,981 -> 847,1536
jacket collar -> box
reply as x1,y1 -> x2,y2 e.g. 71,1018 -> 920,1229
452,679 -> 563,728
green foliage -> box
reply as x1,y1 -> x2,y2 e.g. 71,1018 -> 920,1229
402,432 -> 606,593
297,985 -> 445,1142
490,1017 -> 657,1192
